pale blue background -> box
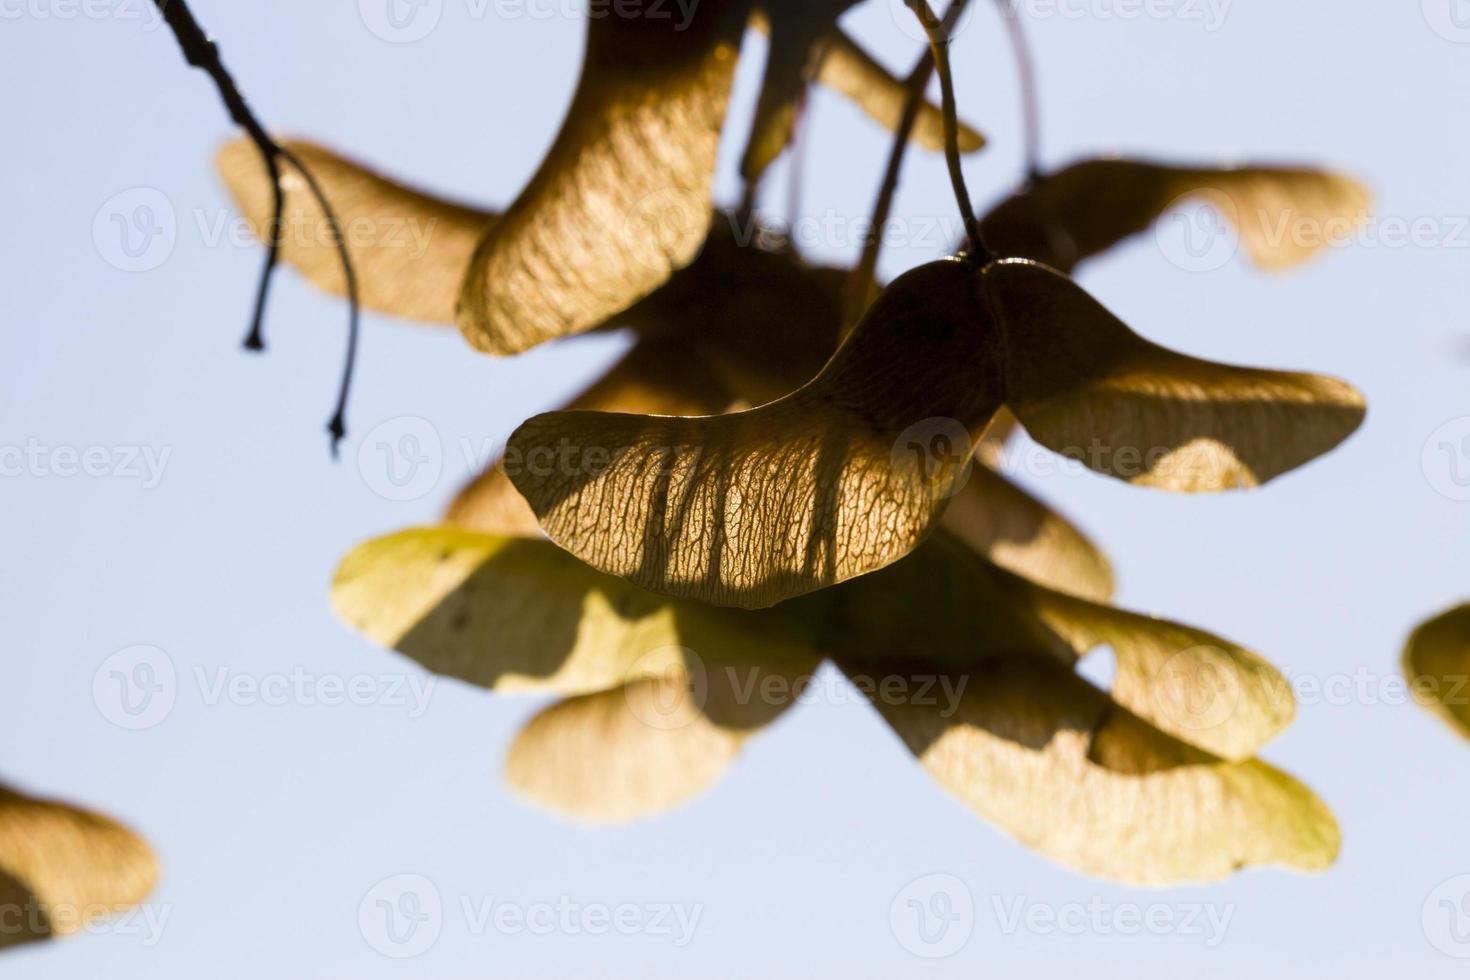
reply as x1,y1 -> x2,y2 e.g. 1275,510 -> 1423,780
2,0 -> 1469,975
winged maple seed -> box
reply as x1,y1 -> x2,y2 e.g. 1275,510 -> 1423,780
0,783 -> 156,951
215,142 -> 1363,329
215,139 -> 1367,610
979,158 -> 1371,274
506,255 -> 1365,608
331,526 -> 1332,885
451,0 -> 985,356
1402,603 -> 1470,739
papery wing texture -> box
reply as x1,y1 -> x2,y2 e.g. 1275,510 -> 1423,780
1402,604 -> 1470,738
0,786 -> 156,949
505,677 -> 747,823
990,259 -> 1365,491
940,464 -> 1115,602
446,338 -> 737,536
980,158 -> 1369,273
505,633 -> 819,822
507,259 -> 1002,608
456,0 -> 748,355
1026,583 -> 1294,759
830,532 -> 1290,759
332,528 -> 821,695
840,656 -> 1337,885
447,232 -> 844,537
216,138 -> 494,324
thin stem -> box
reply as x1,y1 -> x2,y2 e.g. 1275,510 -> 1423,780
150,0 -> 361,456
848,49 -> 934,322
243,146 -> 283,351
785,83 -> 811,233
995,0 -> 1042,182
848,0 -> 976,318
279,147 -> 361,458
905,0 -> 991,263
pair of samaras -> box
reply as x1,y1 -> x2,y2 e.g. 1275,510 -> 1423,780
506,257 -> 1364,608
333,526 -> 1337,885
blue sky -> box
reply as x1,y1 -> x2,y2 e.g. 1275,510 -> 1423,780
3,0 -> 1470,975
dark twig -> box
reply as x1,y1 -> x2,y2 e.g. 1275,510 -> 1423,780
279,146 -> 361,456
905,0 -> 992,263
848,50 -> 934,322
849,0 -> 976,319
995,0 -> 1042,182
150,0 -> 360,456
785,83 -> 811,234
